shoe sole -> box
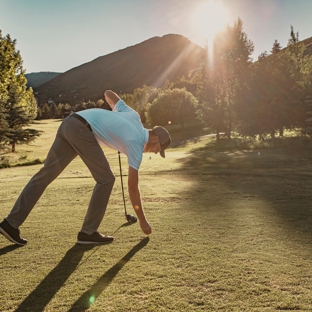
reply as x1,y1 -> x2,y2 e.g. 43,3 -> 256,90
77,240 -> 113,245
0,228 -> 28,246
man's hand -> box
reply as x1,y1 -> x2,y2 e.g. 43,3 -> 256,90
140,219 -> 152,235
104,90 -> 120,110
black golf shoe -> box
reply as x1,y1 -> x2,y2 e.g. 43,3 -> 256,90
0,219 -> 28,245
77,231 -> 114,245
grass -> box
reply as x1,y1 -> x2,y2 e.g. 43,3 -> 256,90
1,120 -> 312,311
0,119 -> 62,168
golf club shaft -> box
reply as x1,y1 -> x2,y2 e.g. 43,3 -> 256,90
118,151 -> 127,216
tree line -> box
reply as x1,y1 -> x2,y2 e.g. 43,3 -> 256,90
195,22 -> 312,141
105,20 -> 312,140
1,19 -> 312,153
36,100 -> 108,119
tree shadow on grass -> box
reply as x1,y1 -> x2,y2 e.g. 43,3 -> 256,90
167,141 -> 312,248
15,244 -> 97,312
69,237 -> 150,312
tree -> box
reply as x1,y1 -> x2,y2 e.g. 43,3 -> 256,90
146,88 -> 197,127
271,40 -> 282,54
121,85 -> 158,123
270,28 -> 312,136
214,18 -> 254,139
96,99 -> 105,107
74,102 -> 87,112
196,18 -> 254,139
40,103 -> 51,119
195,46 -> 225,140
0,103 -> 8,140
35,106 -> 42,120
58,103 -> 72,118
288,26 -> 299,46
164,76 -> 198,95
236,31 -> 312,139
50,102 -> 60,118
85,101 -> 96,109
0,30 -> 41,152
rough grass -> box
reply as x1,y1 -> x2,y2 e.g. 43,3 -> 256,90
0,120 -> 62,168
1,121 -> 312,311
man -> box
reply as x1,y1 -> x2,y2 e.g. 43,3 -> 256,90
0,90 -> 171,246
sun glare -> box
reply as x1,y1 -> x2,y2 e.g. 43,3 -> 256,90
192,1 -> 229,43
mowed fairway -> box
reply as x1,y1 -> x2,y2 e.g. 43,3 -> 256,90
1,121 -> 312,311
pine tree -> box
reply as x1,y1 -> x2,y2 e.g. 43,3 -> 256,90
271,40 -> 282,54
74,102 -> 87,112
196,18 -> 254,139
0,30 -> 41,152
0,104 -> 8,141
50,102 -> 60,118
41,103 -> 51,119
195,45 -> 224,140
288,26 -> 299,46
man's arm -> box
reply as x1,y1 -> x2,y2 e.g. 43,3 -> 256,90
128,166 -> 152,235
104,90 -> 120,110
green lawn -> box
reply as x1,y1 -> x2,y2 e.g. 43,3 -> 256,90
1,121 -> 312,311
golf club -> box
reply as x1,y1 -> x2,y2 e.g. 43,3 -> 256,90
118,151 -> 137,224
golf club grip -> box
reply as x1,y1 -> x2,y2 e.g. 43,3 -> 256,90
118,151 -> 127,215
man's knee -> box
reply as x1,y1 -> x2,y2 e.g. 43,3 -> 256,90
99,172 -> 115,186
109,174 -> 116,185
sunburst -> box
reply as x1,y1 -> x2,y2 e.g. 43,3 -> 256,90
192,1 -> 229,43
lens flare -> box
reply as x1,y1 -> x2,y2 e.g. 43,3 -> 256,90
192,1 -> 229,67
89,295 -> 95,305
192,1 -> 229,41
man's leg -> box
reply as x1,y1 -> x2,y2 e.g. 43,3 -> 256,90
63,117 -> 115,235
6,120 -> 77,228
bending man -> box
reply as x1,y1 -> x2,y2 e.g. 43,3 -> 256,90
0,90 -> 171,245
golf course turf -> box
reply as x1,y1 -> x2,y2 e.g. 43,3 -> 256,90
1,120 -> 312,311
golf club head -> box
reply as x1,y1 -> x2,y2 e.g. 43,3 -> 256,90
126,214 -> 137,224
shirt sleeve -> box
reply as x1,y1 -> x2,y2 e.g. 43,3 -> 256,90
126,141 -> 143,171
114,99 -> 135,113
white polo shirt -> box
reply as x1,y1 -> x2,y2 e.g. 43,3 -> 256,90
77,100 -> 149,170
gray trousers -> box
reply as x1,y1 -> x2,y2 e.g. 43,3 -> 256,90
6,114 -> 115,234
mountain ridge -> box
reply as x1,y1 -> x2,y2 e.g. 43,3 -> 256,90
34,34 -> 204,105
31,34 -> 312,106
25,72 -> 61,89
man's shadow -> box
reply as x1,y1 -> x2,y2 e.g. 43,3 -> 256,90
69,237 -> 150,311
14,237 -> 149,312
15,244 -> 97,312
0,244 -> 22,255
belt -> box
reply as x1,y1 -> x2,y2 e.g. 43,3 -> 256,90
71,113 -> 92,132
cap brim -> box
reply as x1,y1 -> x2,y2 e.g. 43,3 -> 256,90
159,139 -> 171,158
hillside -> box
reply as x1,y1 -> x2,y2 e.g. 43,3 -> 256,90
25,72 -> 61,88
34,34 -> 204,105
303,36 -> 312,55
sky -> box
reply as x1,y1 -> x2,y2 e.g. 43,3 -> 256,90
1,0 -> 312,74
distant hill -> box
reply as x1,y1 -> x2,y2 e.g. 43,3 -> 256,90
25,72 -> 61,89
34,34 -> 204,106
302,36 -> 312,55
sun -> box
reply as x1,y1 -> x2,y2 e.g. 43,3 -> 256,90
192,1 -> 229,43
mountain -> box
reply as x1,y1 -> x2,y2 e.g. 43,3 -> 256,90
302,36 -> 312,55
34,34 -> 204,106
25,72 -> 61,89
